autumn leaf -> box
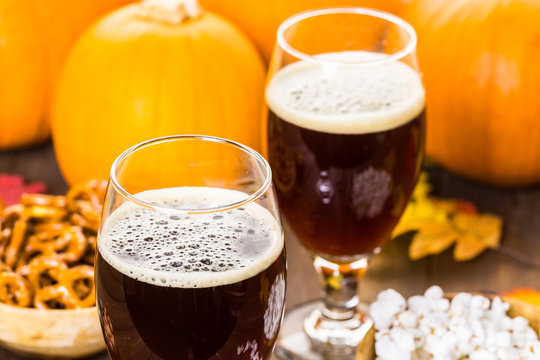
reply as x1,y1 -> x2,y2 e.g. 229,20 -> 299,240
452,212 -> 502,261
0,174 -> 47,206
502,287 -> 540,307
393,173 -> 503,261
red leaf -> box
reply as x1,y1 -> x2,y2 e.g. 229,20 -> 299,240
455,200 -> 478,214
0,174 -> 47,206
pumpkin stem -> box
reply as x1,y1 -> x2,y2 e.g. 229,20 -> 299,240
137,0 -> 202,24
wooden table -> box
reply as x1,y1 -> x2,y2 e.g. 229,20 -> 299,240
1,142 -> 539,359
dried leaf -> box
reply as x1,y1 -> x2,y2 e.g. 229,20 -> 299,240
453,212 -> 502,261
408,222 -> 457,260
0,174 -> 47,206
393,173 -> 503,261
502,287 -> 540,307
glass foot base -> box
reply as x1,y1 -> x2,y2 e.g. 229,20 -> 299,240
273,300 -> 374,360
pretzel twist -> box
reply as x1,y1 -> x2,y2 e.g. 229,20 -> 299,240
0,179 -> 107,308
0,272 -> 32,307
24,225 -> 87,264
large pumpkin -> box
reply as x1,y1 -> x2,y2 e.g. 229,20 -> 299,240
403,0 -> 540,186
52,0 -> 266,185
0,0 -> 134,149
200,0 -> 404,62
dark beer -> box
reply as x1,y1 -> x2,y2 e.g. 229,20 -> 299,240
266,52 -> 425,260
96,187 -> 286,360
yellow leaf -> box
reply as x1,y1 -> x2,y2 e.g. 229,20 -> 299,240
453,212 -> 502,261
408,223 -> 457,260
393,172 -> 504,262
393,196 -> 453,237
412,172 -> 431,201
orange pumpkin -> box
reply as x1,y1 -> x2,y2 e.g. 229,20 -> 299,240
403,0 -> 540,186
0,0 -> 134,150
200,0 -> 404,62
52,0 -> 266,185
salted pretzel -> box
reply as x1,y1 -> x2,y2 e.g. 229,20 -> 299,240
2,204 -> 24,228
0,228 -> 10,258
66,180 -> 107,227
4,220 -> 27,268
32,263 -> 95,310
34,285 -> 79,310
24,225 -> 87,264
0,179 -> 107,309
60,265 -> 96,308
20,194 -> 66,208
0,271 -> 32,307
20,256 -> 69,291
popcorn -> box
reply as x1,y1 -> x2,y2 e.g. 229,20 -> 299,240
370,288 -> 407,331
369,286 -> 540,360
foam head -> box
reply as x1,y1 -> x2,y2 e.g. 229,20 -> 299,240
266,51 -> 425,134
99,187 -> 283,288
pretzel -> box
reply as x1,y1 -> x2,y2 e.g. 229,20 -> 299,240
0,271 -> 32,307
3,220 -> 27,268
0,228 -> 10,258
20,194 -> 66,208
66,180 -> 107,223
24,205 -> 67,222
60,265 -> 96,308
0,179 -> 106,309
24,225 -> 87,264
34,285 -> 79,310
70,212 -> 99,233
32,264 -> 95,310
2,204 -> 24,228
20,256 -> 67,290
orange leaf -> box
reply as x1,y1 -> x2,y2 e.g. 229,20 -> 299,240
502,287 -> 540,307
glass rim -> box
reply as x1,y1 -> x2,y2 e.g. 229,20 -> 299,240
277,7 -> 418,67
109,135 -> 273,214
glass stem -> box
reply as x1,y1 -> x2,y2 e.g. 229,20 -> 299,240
313,255 -> 370,320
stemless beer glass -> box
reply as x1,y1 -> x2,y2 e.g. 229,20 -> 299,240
265,8 -> 425,358
96,135 -> 286,360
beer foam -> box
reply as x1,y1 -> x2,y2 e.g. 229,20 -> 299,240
98,187 -> 283,288
266,51 -> 425,134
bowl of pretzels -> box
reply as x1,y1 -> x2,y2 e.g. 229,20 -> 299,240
0,180 -> 107,358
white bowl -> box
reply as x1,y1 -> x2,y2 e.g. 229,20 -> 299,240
0,303 -> 105,359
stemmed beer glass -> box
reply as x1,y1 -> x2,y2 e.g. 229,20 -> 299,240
96,135 -> 286,359
265,8 -> 425,358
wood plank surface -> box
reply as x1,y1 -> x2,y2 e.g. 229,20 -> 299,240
1,143 -> 539,359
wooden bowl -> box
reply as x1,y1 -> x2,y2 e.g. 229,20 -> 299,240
0,303 -> 105,359
356,294 -> 540,360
